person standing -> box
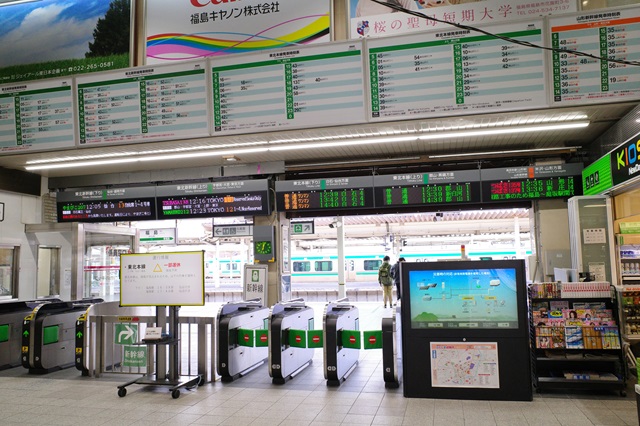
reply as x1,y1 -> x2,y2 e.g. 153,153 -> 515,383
378,255 -> 394,308
390,257 -> 405,301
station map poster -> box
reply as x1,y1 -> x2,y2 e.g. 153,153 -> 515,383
75,61 -> 209,146
0,78 -> 75,153
550,6 -> 640,105
275,176 -> 375,212
365,20 -> 547,121
120,251 -> 205,307
373,170 -> 481,208
145,0 -> 330,64
349,0 -> 576,38
156,179 -> 271,219
211,41 -> 366,135
56,187 -> 157,223
0,0 -> 132,84
430,342 -> 499,388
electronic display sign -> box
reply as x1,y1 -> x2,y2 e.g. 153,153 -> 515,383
373,171 -> 481,208
156,179 -> 270,219
56,187 -> 156,222
275,177 -> 374,212
481,164 -> 583,202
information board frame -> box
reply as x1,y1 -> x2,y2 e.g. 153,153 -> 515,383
56,187 -> 157,223
275,176 -> 375,212
120,251 -> 205,307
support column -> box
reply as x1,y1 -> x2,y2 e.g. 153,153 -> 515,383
253,212 -> 287,306
336,216 -> 346,298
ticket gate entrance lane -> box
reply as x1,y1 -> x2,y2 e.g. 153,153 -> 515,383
269,299 -> 314,385
323,298 -> 359,387
217,299 -> 269,382
0,299 -> 61,370
22,299 -> 103,373
382,302 -> 402,389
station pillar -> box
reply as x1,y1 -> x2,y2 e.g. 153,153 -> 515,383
336,216 -> 346,298
253,212 -> 289,307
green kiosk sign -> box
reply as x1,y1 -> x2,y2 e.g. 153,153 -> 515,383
582,154 -> 613,195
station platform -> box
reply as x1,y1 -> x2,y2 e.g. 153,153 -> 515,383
0,302 -> 638,425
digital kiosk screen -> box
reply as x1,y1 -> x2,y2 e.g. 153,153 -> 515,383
408,267 -> 519,330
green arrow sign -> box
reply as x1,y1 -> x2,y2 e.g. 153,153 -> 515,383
23,330 -> 29,337
115,324 -> 137,345
76,331 -> 83,339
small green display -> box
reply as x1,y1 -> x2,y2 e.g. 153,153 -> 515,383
43,325 -> 59,345
255,241 -> 272,255
0,324 -> 8,343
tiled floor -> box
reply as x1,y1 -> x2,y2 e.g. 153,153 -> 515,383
1,302 -> 638,425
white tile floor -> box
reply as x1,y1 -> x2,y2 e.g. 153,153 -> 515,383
1,302 -> 638,426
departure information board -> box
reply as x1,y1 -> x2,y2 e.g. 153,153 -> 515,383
276,177 -> 374,212
373,170 -> 481,208
56,187 -> 157,223
211,41 -> 366,135
156,179 -> 271,219
481,164 -> 583,202
76,61 -> 209,146
366,20 -> 547,121
550,7 -> 640,105
0,78 -> 75,153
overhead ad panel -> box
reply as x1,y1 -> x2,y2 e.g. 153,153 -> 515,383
373,170 -> 481,208
550,6 -> 640,105
365,20 -> 547,121
75,61 -> 209,146
0,78 -> 76,153
156,179 -> 271,219
56,187 -> 157,222
211,41 -> 366,135
275,176 -> 374,212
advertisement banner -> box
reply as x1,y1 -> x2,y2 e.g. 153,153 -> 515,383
349,0 -> 576,38
0,0 -> 132,84
145,0 -> 331,64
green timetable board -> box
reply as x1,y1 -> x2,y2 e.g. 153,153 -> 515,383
550,7 -> 640,105
366,20 -> 547,121
481,164 -> 583,202
373,170 -> 481,208
211,40 -> 366,135
0,78 -> 75,153
76,61 -> 209,146
275,176 -> 374,212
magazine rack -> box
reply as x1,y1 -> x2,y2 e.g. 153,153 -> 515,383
528,282 -> 627,396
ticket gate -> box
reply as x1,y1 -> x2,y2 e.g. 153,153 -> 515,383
382,302 -> 402,388
0,299 -> 61,370
22,299 -> 103,373
269,299 -> 314,385
217,299 -> 269,382
324,298 -> 359,387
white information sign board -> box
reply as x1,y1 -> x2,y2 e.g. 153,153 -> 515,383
430,342 -> 499,388
550,7 -> 640,105
366,20 -> 547,121
243,264 -> 268,303
211,41 -> 366,135
0,78 -> 76,153
120,251 -> 204,306
75,61 -> 210,146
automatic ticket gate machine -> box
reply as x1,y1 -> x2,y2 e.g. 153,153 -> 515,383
22,298 -> 103,373
269,299 -> 314,384
324,298 -> 360,387
217,299 -> 269,382
382,301 -> 402,388
0,299 -> 61,370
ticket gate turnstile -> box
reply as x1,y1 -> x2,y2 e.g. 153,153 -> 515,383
0,299 -> 61,370
217,299 -> 269,382
323,298 -> 359,387
269,299 -> 314,384
22,299 -> 103,373
382,302 -> 402,388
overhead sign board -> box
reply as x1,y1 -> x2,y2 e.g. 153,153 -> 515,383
139,228 -> 176,245
291,221 -> 314,235
213,225 -> 253,237
56,187 -> 157,222
275,176 -> 375,212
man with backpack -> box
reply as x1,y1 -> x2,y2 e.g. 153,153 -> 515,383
378,255 -> 394,308
390,257 -> 405,302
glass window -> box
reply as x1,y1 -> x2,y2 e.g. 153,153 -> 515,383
293,261 -> 310,272
315,261 -> 333,272
364,259 -> 382,271
0,246 -> 18,298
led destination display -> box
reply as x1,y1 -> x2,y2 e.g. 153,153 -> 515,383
156,179 -> 271,219
275,177 -> 374,212
56,187 -> 156,222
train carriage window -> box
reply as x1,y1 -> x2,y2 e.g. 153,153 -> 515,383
315,261 -> 333,272
293,261 -> 310,272
364,260 -> 382,271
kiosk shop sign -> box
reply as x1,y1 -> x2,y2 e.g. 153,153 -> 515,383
611,133 -> 640,186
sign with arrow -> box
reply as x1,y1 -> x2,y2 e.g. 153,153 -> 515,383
291,221 -> 314,235
213,225 -> 253,237
115,324 -> 138,345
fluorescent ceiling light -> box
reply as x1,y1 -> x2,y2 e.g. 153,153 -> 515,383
418,122 -> 589,141
0,0 -> 42,6
429,146 -> 582,159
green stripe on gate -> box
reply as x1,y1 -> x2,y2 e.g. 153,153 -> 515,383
288,329 -> 307,348
341,330 -> 361,349
363,330 -> 383,349
237,328 -> 254,347
307,330 -> 323,348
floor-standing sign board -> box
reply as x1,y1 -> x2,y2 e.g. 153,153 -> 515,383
243,264 -> 268,304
